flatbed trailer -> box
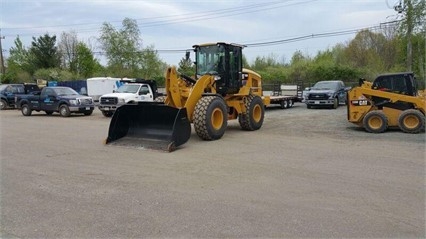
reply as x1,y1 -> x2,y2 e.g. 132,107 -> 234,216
269,94 -> 301,109
264,82 -> 303,109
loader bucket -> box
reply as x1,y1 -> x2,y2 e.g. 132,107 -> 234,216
105,102 -> 191,152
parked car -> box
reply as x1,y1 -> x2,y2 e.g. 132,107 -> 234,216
15,86 -> 94,117
0,83 -> 40,110
304,80 -> 350,109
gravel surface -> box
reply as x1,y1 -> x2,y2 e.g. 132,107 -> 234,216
1,103 -> 425,238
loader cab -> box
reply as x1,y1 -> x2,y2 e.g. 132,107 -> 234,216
193,43 -> 243,95
372,72 -> 416,96
371,72 -> 417,111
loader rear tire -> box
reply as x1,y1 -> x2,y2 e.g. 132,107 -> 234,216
363,111 -> 388,133
398,109 -> 424,134
193,96 -> 227,140
239,95 -> 264,131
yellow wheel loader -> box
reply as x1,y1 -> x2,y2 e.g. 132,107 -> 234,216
347,72 -> 425,133
105,42 -> 270,151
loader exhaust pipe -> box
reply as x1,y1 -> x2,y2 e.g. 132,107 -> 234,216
105,103 -> 191,152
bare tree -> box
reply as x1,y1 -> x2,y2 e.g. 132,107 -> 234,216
58,31 -> 78,72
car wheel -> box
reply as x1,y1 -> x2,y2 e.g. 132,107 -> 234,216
0,99 -> 7,110
59,105 -> 71,117
21,104 -> 32,116
102,111 -> 114,117
307,104 -> 312,109
84,110 -> 93,116
332,98 -> 339,109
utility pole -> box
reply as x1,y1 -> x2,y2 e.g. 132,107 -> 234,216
405,0 -> 413,72
395,0 -> 414,71
0,30 -> 5,78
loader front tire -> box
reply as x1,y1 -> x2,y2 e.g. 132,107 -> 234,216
239,95 -> 265,131
398,109 -> 424,134
363,110 -> 388,133
193,96 -> 227,140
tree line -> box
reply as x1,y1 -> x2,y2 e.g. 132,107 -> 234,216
2,0 -> 425,88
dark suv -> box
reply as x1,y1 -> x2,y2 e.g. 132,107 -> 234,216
0,83 -> 40,110
304,80 -> 349,109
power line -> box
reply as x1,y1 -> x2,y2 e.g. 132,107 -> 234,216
2,0 -> 317,37
0,23 -> 388,55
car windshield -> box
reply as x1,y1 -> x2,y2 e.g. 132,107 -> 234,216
312,82 -> 338,90
116,84 -> 140,93
53,87 -> 79,96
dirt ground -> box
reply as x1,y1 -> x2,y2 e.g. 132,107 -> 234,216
1,103 -> 425,238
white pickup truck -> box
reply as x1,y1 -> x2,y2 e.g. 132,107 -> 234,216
98,80 -> 163,117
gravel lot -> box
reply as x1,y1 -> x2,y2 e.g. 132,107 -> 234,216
1,103 -> 425,238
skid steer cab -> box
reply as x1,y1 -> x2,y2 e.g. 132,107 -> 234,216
347,72 -> 425,133
106,42 -> 270,151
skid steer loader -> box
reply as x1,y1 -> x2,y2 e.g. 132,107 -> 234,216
105,42 -> 270,151
347,72 -> 425,133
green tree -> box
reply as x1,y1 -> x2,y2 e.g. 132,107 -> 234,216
99,18 -> 142,76
75,42 -> 101,78
177,54 -> 195,77
5,36 -> 34,81
30,34 -> 60,70
138,45 -> 165,79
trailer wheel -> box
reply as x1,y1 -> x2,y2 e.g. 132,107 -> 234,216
280,100 -> 288,109
288,99 -> 293,108
59,104 -> 71,117
398,109 -> 424,133
363,111 -> 388,133
193,96 -> 227,140
21,104 -> 32,116
239,95 -> 264,131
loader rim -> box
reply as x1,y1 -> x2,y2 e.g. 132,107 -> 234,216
211,107 -> 224,130
398,109 -> 424,133
252,104 -> 262,123
363,111 -> 388,133
194,96 -> 227,140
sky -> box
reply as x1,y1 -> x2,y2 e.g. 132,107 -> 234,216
0,0 -> 401,66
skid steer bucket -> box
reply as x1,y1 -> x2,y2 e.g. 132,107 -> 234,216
105,102 -> 191,152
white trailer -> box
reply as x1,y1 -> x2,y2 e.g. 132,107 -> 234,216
86,77 -> 124,102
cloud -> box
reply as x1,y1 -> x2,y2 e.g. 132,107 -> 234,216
1,0 -> 397,66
